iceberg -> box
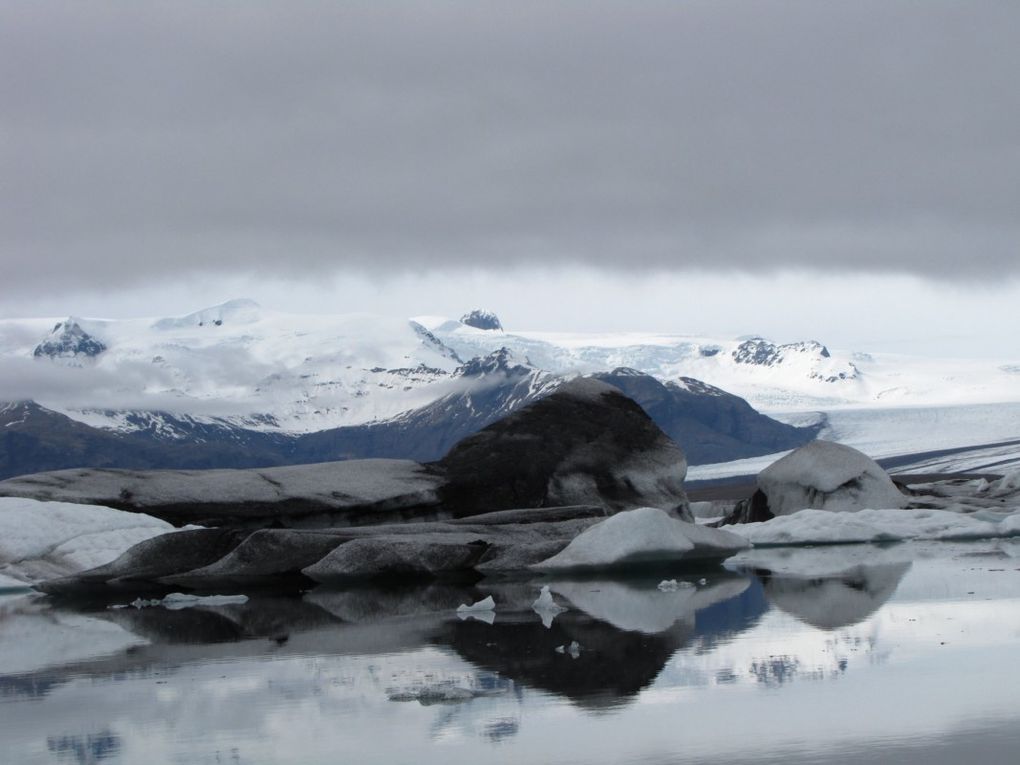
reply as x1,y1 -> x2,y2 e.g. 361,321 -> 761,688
532,585 -> 568,627
532,507 -> 748,572
0,497 -> 179,584
729,507 -> 1020,547
758,441 -> 907,516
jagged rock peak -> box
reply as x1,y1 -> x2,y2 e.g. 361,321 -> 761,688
152,298 -> 262,330
456,347 -> 533,378
732,337 -> 832,366
33,319 -> 107,360
460,309 -> 503,331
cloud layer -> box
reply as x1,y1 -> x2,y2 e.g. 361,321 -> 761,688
2,1 -> 1019,294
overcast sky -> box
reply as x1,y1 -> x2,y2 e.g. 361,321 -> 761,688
2,2 -> 1018,355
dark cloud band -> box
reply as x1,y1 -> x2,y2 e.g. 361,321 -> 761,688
2,1 -> 1018,292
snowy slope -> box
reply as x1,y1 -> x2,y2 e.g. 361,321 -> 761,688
0,300 -> 462,432
418,317 -> 1020,411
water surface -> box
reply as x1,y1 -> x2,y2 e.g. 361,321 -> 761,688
2,539 -> 1020,764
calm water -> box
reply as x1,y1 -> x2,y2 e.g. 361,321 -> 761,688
2,540 -> 1020,765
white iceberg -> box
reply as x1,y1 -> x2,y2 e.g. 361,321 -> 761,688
531,507 -> 748,571
554,640 -> 582,658
532,585 -> 568,627
122,592 -> 249,610
730,507 -> 1020,547
457,595 -> 496,613
0,497 -> 179,584
758,441 -> 907,516
987,469 -> 1020,498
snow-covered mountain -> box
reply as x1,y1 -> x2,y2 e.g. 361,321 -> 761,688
418,315 -> 1020,410
1,299 -> 463,432
1,300 -> 1017,478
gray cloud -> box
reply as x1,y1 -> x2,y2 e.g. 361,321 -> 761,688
2,0 -> 1019,294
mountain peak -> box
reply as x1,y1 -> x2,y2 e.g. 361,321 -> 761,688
456,347 -> 532,378
33,319 -> 107,361
460,309 -> 503,331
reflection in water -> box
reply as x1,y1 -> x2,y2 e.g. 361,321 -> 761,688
757,562 -> 912,630
47,730 -> 121,764
2,543 -> 1020,764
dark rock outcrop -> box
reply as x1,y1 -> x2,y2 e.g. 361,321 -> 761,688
36,506 -> 604,594
459,310 -> 503,331
437,378 -> 690,519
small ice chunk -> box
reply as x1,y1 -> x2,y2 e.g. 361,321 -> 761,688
125,593 -> 248,610
161,593 -> 249,610
532,585 -> 568,628
457,609 -> 495,624
657,579 -> 694,592
555,641 -> 582,658
457,595 -> 496,613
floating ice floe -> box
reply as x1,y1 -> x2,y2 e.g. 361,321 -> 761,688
119,592 -> 249,610
987,469 -> 1020,498
387,680 -> 506,704
457,595 -> 496,613
0,497 -> 180,585
554,640 -> 582,658
656,579 -> 693,592
532,585 -> 568,627
729,507 -> 1020,547
457,596 -> 496,622
532,507 -> 748,571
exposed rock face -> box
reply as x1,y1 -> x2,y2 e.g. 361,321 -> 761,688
456,347 -> 531,378
437,378 -> 691,519
459,309 -> 503,331
719,441 -> 907,525
33,320 -> 106,360
731,337 -> 858,382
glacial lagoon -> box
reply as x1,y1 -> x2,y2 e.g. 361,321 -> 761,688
3,540 -> 1020,765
